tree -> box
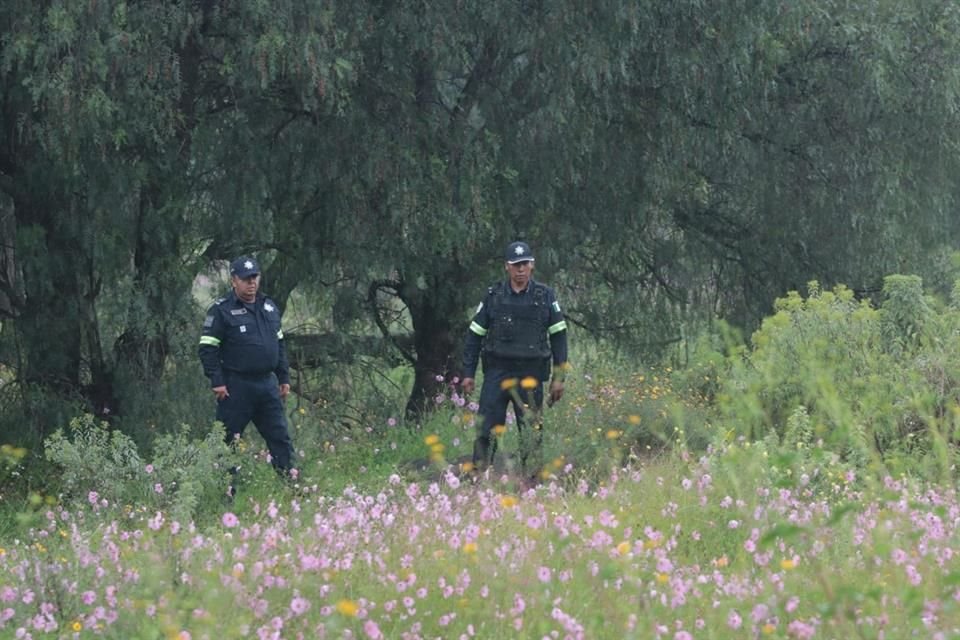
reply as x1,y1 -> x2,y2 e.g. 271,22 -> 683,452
3,0 -> 960,437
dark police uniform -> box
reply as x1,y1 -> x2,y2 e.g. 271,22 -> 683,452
198,259 -> 294,472
463,260 -> 568,475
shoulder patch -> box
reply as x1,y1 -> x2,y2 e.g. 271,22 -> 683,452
552,301 -> 561,313
475,302 -> 484,314
214,297 -> 227,305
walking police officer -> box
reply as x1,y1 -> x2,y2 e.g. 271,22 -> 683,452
461,241 -> 569,480
198,256 -> 296,477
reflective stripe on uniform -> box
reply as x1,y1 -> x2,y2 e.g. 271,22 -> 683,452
199,335 -> 221,346
277,330 -> 284,339
469,321 -> 488,336
548,320 -> 567,335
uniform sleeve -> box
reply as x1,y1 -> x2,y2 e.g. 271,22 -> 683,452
275,311 -> 291,386
545,288 -> 568,366
462,293 -> 492,377
198,305 -> 226,387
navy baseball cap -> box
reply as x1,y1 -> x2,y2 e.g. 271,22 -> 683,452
230,256 -> 261,278
505,241 -> 534,264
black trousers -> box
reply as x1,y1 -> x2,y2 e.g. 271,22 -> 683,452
217,372 -> 294,471
473,364 -> 545,476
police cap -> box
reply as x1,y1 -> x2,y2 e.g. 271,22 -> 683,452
505,241 -> 534,264
230,256 -> 261,279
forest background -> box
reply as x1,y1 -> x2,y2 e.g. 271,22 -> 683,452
3,1 -> 960,490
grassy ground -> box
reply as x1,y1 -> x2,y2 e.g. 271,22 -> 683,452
1,362 -> 959,638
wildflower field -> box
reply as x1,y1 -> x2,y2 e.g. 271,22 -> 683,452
2,280 -> 960,639
2,424 -> 960,639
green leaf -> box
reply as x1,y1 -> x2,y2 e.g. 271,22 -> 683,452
759,523 -> 807,548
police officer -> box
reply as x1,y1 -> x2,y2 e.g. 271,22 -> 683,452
198,256 -> 295,477
461,241 -> 569,479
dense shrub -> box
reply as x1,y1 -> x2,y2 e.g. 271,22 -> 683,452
44,414 -> 235,522
717,276 -> 960,477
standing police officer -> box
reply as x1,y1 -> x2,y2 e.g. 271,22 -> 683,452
198,256 -> 296,477
461,241 -> 569,480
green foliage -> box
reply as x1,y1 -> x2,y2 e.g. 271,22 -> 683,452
719,277 -> 960,478
4,0 -> 960,436
879,274 -> 932,355
44,415 -> 143,496
44,414 -> 233,522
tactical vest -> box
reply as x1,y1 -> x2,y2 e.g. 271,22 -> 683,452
483,282 -> 551,360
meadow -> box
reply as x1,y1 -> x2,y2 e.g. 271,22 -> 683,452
2,279 -> 960,639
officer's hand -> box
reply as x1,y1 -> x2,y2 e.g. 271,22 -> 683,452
212,385 -> 229,401
461,377 -> 476,395
279,383 -> 290,399
549,379 -> 564,406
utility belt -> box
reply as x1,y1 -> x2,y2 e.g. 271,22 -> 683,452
482,354 -> 549,377
224,369 -> 274,381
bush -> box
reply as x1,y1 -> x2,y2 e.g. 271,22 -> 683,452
718,277 -> 960,478
44,414 -> 234,522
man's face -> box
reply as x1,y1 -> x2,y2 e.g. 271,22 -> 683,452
232,274 -> 260,302
505,260 -> 533,289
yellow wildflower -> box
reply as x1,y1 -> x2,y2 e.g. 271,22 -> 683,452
762,623 -> 776,634
616,541 -> 631,556
492,424 -> 507,437
336,599 -> 359,617
71,621 -> 82,632
520,376 -> 538,389
430,443 -> 445,454
628,415 -> 641,425
606,429 -> 622,440
780,558 -> 797,570
499,378 -> 517,390
713,555 -> 728,568
655,573 -> 669,584
460,461 -> 475,473
462,542 -> 478,554
499,495 -> 518,509
424,434 -> 440,446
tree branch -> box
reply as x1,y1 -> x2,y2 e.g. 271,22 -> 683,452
367,278 -> 417,365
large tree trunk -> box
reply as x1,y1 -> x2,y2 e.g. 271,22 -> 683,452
0,195 -> 17,319
12,198 -> 88,435
404,302 -> 458,420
